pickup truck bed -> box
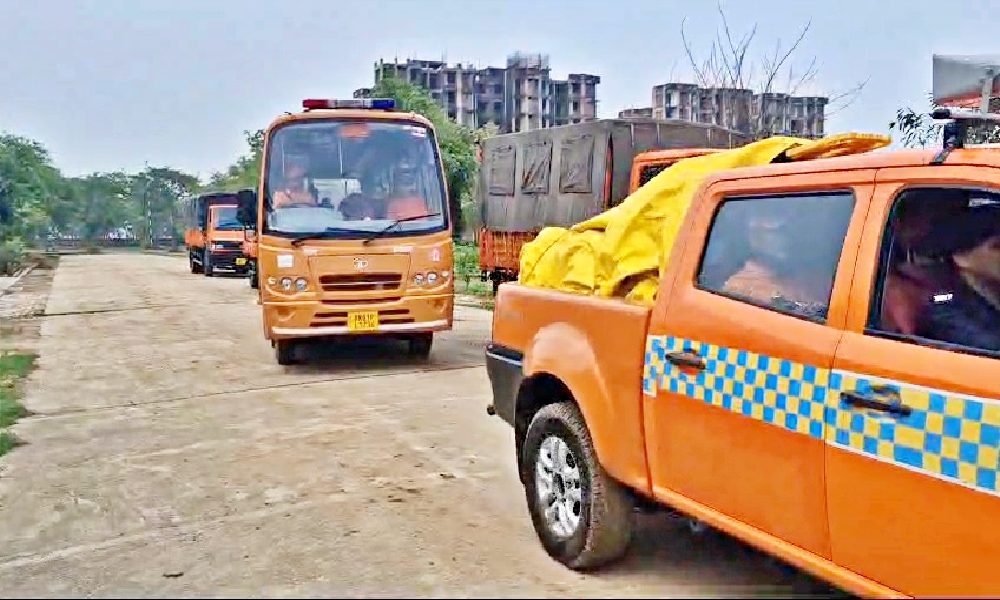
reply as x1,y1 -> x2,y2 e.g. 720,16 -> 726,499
486,283 -> 653,491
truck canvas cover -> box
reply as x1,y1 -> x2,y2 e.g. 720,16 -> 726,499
477,119 -> 749,233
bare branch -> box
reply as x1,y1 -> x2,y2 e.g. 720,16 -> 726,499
680,17 -> 710,87
824,76 -> 870,117
678,4 -> 873,138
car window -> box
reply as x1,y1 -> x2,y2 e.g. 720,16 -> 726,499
697,191 -> 856,322
868,186 -> 1000,357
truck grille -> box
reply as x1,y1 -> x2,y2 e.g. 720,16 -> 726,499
212,240 -> 242,251
318,273 -> 402,292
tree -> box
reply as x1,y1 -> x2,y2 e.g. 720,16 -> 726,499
0,134 -> 69,266
70,172 -> 134,243
680,2 -> 868,139
209,129 -> 265,192
370,77 -> 477,239
891,95 -> 1000,148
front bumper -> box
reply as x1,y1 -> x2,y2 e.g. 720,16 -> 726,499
210,251 -> 248,269
263,293 -> 454,340
485,343 -> 523,428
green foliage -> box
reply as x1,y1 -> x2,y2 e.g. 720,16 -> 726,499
209,129 -> 264,191
891,94 -> 1000,148
0,352 -> 36,457
0,130 -> 203,257
453,241 -> 480,288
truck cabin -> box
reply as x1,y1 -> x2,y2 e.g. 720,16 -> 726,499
259,98 -> 450,245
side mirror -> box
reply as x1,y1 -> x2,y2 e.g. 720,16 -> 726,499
235,189 -> 257,226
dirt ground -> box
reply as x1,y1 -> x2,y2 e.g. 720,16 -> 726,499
0,253 -> 844,598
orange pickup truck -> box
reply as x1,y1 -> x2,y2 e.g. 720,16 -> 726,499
486,110 -> 1000,597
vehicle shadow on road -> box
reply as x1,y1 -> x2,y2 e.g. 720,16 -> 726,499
595,513 -> 855,598
282,336 -> 447,374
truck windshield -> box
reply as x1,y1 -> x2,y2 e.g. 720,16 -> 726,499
211,205 -> 242,230
263,119 -> 448,239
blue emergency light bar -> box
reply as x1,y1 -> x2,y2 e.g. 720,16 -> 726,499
301,98 -> 396,111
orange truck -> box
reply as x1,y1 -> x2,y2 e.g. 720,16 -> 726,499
476,119 -> 748,293
235,97 -> 454,365
486,107 -> 1000,597
183,191 -> 249,277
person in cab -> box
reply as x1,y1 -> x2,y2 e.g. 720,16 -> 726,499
721,200 -> 833,319
385,154 -> 431,221
271,153 -> 318,209
914,206 -> 1000,352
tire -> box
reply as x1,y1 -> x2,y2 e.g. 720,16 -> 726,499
521,402 -> 634,571
189,251 -> 203,274
274,339 -> 297,365
203,249 -> 214,277
408,333 -> 433,359
249,261 -> 259,289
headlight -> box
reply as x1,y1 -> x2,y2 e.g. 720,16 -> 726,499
267,276 -> 277,286
440,270 -> 450,279
295,278 -> 308,292
426,271 -> 438,284
281,277 -> 293,291
412,273 -> 424,285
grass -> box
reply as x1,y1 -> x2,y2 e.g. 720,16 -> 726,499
0,352 -> 37,457
454,241 -> 494,299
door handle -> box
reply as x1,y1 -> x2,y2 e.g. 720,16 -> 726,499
840,391 -> 912,417
665,351 -> 706,370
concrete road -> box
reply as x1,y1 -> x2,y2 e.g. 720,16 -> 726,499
0,253 -> 842,598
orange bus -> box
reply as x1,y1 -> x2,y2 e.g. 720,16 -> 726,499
236,98 -> 455,365
183,191 -> 249,277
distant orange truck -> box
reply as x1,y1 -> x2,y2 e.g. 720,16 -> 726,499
487,111 -> 1000,597
183,191 -> 249,277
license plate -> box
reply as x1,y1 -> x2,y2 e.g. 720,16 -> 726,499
347,311 -> 379,332
235,257 -> 247,266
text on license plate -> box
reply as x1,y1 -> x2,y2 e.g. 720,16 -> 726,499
235,257 -> 247,266
347,311 -> 379,332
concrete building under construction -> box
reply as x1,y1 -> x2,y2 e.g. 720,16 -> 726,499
356,53 -> 601,134
619,82 -> 828,139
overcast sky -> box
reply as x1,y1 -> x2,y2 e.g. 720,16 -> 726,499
1,0 -> 998,179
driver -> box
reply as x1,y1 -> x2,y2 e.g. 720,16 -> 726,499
385,154 -> 431,220
271,153 -> 317,209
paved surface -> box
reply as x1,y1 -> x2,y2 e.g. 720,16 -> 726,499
0,253 -> 841,598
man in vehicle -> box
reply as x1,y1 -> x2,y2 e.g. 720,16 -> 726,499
271,153 -> 317,209
913,205 -> 1000,351
721,202 -> 833,318
385,153 -> 431,220
880,194 -> 969,335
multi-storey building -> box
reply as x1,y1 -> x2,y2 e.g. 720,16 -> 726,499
357,54 -> 601,133
624,82 -> 828,139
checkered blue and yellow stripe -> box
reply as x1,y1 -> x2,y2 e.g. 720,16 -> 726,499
643,334 -> 1000,496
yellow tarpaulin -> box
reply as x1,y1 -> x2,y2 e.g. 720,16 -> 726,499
518,133 -> 891,305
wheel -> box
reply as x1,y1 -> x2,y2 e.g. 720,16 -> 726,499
521,402 -> 634,570
189,251 -> 202,274
274,339 -> 297,365
249,261 -> 259,289
203,249 -> 214,277
408,333 -> 433,359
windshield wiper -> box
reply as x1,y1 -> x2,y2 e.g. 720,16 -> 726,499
289,228 -> 369,247
362,213 -> 441,245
